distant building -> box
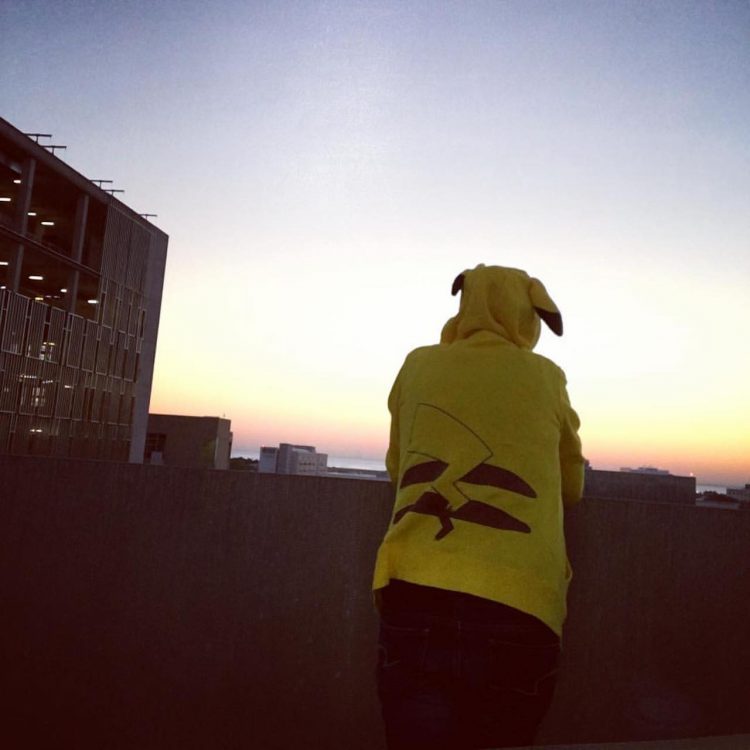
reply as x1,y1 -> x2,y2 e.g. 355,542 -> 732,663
695,492 -> 743,511
620,466 -> 672,475
324,466 -> 390,482
258,446 -> 279,473
726,484 -> 750,503
277,443 -> 327,475
258,442 -> 328,475
144,414 -> 232,470
584,467 -> 695,504
0,117 -> 167,462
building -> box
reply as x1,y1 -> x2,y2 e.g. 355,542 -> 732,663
277,443 -> 327,475
258,446 -> 279,473
258,442 -> 328,475
144,414 -> 232,470
620,466 -> 672,475
584,467 -> 696,504
695,492 -> 742,511
726,483 -> 750,504
324,466 -> 390,482
0,117 -> 167,462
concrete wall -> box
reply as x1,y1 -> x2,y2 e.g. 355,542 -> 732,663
128,229 -> 167,464
1,454 -> 748,749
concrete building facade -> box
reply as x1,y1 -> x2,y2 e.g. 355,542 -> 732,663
144,414 -> 232,470
258,442 -> 328,475
0,117 -> 167,462
258,446 -> 279,473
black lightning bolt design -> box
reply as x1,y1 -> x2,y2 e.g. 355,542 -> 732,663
393,404 -> 537,540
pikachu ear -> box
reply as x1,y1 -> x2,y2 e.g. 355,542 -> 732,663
451,273 -> 465,296
529,278 -> 563,336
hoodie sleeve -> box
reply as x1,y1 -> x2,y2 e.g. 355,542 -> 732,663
559,377 -> 585,506
385,370 -> 402,487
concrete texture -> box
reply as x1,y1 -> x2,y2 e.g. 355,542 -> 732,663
519,737 -> 750,750
145,413 -> 232,469
127,227 -> 167,464
1,454 -> 748,749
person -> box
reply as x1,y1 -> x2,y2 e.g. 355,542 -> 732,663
372,264 -> 585,750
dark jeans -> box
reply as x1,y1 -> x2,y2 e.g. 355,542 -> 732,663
376,581 -> 560,750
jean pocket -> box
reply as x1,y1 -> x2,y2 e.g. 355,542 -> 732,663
377,617 -> 432,673
486,639 -> 560,697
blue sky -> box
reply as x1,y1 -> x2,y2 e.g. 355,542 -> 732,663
3,0 -> 749,483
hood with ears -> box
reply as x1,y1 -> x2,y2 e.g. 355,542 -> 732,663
440,265 -> 562,350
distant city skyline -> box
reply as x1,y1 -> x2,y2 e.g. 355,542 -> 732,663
3,0 -> 748,486
232,448 -> 738,491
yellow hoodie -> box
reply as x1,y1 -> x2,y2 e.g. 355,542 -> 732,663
372,265 -> 584,637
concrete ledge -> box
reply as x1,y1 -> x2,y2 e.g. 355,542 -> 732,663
1,454 -> 749,749
530,736 -> 750,749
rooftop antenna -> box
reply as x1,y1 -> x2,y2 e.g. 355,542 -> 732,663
103,188 -> 125,195
24,133 -> 52,143
139,213 -> 158,220
44,145 -> 67,155
91,179 -> 113,188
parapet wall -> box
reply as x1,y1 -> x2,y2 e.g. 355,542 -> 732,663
1,455 -> 747,749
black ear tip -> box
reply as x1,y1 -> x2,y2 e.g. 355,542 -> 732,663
451,274 -> 465,296
534,307 -> 563,336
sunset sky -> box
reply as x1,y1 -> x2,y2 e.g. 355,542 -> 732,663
3,0 -> 748,485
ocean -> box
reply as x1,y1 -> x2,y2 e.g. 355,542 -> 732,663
696,484 -> 728,495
